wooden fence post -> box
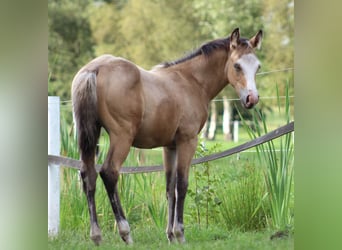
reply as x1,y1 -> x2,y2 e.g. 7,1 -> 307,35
48,96 -> 60,236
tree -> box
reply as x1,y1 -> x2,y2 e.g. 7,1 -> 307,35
192,0 -> 264,40
261,0 -> 294,97
48,0 -> 95,101
118,0 -> 203,68
87,1 -> 124,56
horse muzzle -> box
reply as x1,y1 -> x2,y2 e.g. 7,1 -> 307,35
240,90 -> 259,109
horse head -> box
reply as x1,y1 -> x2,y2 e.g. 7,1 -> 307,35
226,28 -> 263,109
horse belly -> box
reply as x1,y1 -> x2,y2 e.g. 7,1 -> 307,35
132,132 -> 173,149
132,102 -> 179,148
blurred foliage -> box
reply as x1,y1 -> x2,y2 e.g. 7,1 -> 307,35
48,0 -> 294,112
48,0 -> 95,100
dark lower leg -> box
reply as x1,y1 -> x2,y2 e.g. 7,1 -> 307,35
173,174 -> 188,243
165,170 -> 176,242
163,146 -> 177,243
172,138 -> 197,244
100,168 -> 132,244
80,167 -> 101,245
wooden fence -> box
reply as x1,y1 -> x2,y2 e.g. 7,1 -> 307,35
48,96 -> 294,235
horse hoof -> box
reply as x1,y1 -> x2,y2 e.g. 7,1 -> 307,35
173,224 -> 186,244
167,232 -> 177,244
90,226 -> 102,245
91,234 -> 102,246
168,237 -> 177,244
176,235 -> 186,244
118,220 -> 133,244
121,234 -> 133,245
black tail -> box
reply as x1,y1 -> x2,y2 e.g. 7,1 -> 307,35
71,70 -> 100,156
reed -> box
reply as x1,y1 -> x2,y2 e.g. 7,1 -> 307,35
217,162 -> 267,231
239,82 -> 294,232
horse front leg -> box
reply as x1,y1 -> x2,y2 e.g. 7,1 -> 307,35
163,146 -> 177,243
173,138 -> 198,243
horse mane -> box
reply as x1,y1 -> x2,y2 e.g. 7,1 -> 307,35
162,37 -> 250,68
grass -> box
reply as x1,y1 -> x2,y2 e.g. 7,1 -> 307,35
217,163 -> 267,232
48,225 -> 293,250
240,82 -> 294,232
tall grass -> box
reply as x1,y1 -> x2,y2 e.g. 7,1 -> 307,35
141,173 -> 167,229
240,83 -> 294,232
187,141 -> 268,232
60,116 -> 79,159
217,162 -> 267,232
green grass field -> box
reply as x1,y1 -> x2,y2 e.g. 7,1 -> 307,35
48,225 -> 293,250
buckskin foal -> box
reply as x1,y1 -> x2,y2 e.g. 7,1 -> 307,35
71,28 -> 263,245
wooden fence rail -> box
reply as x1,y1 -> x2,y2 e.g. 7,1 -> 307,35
48,121 -> 294,174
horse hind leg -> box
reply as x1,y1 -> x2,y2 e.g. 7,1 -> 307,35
99,136 -> 133,244
80,151 -> 102,245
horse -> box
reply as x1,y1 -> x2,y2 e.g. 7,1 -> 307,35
71,28 -> 263,245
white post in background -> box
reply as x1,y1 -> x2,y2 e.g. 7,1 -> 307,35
207,101 -> 217,140
233,120 -> 239,143
48,96 -> 60,236
222,96 -> 231,140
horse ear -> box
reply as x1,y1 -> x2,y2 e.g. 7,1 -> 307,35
249,30 -> 263,50
230,28 -> 240,50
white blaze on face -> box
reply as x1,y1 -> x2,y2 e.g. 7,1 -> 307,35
236,53 -> 260,107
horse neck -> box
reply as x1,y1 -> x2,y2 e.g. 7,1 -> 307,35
184,51 -> 229,101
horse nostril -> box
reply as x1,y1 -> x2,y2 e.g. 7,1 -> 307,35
245,94 -> 258,109
246,95 -> 251,104
245,95 -> 252,109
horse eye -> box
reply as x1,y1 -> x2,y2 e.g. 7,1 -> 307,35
257,64 -> 261,72
234,63 -> 241,71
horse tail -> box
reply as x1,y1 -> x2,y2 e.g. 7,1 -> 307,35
71,70 -> 100,156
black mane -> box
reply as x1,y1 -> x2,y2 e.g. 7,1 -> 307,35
162,38 -> 229,68
162,37 -> 250,68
